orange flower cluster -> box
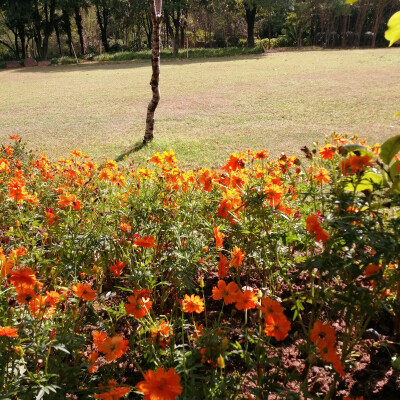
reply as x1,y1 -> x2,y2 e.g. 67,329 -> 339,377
7,170 -> 37,204
310,321 -> 345,377
305,213 -> 330,243
182,294 -> 204,313
125,288 -> 153,319
0,247 -> 26,277
92,331 -> 129,362
136,367 -> 182,400
259,297 -> 291,341
341,155 -> 373,176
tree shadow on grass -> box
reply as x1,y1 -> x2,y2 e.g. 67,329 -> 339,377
8,54 -> 266,74
115,139 -> 148,162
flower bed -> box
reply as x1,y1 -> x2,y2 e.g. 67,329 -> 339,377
1,134 -> 400,399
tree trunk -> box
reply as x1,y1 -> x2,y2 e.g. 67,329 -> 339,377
244,3 -> 256,48
74,7 -> 85,54
62,10 -> 73,56
371,0 -> 390,47
144,0 -> 162,143
341,15 -> 347,48
355,0 -> 370,47
55,22 -> 62,55
14,30 -> 19,59
95,5 -> 110,52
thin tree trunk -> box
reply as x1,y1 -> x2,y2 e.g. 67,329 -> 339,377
371,0 -> 390,47
144,0 -> 162,143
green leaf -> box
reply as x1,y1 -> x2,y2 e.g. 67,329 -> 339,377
389,161 -> 400,180
342,144 -> 374,158
385,11 -> 400,47
395,111 -> 400,118
345,0 -> 359,4
380,135 -> 400,165
344,172 -> 384,192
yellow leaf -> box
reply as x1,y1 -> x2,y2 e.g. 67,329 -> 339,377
385,11 -> 400,47
345,0 -> 359,4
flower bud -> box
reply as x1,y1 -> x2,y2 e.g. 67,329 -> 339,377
217,354 -> 225,369
199,277 -> 205,288
13,346 -> 24,357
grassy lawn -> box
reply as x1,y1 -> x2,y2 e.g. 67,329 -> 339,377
1,48 -> 400,167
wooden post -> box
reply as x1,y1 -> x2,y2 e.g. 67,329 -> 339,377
144,0 -> 162,143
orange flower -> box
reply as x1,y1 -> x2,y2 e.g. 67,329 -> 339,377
97,334 -> 129,361
125,293 -> 152,319
212,280 -> 239,305
72,282 -> 96,301
310,321 -> 337,348
182,294 -> 204,313
29,294 -> 56,319
99,168 -> 113,181
110,261 -> 126,277
134,235 -> 157,248
364,263 -> 381,278
221,153 -> 247,172
45,210 -> 59,226
136,367 -> 182,400
230,246 -> 246,268
263,313 -> 291,341
93,330 -> 108,347
310,167 -> 330,184
150,320 -> 171,349
45,291 -> 61,307
6,146 -> 13,156
235,289 -> 257,311
94,385 -> 130,400
217,253 -> 229,278
9,135 -> 20,140
213,226 -> 225,249
0,326 -> 19,337
163,150 -> 177,166
119,222 -> 131,232
259,297 -> 284,317
341,155 -> 373,176
58,191 -> 81,210
305,213 -> 330,243
87,351 -> 99,373
149,152 -> 162,165
318,144 -> 336,160
198,169 -> 215,192
9,267 -> 37,288
263,183 -> 284,207
253,150 -> 269,160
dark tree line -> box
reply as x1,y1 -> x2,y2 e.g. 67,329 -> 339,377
0,0 -> 399,60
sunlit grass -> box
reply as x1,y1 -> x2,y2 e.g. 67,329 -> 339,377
1,48 -> 399,167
